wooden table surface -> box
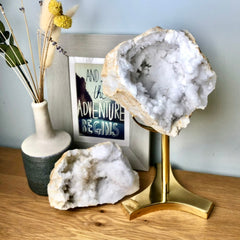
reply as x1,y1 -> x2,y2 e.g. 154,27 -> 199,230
0,147 -> 240,240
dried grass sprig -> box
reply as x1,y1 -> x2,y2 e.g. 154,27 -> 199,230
0,0 -> 78,103
40,0 -> 53,33
20,0 -> 39,98
0,49 -> 37,102
0,4 -> 36,87
0,21 -> 38,102
44,4 -> 78,68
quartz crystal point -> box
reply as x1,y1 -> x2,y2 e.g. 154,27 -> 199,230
48,142 -> 139,210
101,26 -> 216,136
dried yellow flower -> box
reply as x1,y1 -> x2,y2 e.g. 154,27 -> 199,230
48,0 -> 63,16
54,15 -> 72,29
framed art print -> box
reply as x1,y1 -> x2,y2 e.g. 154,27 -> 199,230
69,57 -> 130,147
47,33 -> 150,170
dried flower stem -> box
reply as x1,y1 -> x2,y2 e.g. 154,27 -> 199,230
0,1 -> 77,103
39,16 -> 54,101
0,4 -> 39,102
37,30 -> 42,64
0,52 -> 37,102
42,25 -> 54,77
20,0 -> 39,98
0,29 -> 38,102
17,65 -> 38,102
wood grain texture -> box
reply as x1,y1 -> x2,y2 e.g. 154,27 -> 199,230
0,147 -> 240,240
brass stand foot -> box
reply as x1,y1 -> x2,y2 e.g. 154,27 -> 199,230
122,163 -> 214,220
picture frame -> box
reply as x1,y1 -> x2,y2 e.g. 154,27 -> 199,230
69,56 -> 130,146
47,33 -> 150,171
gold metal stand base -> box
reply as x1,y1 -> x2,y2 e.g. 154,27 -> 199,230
122,163 -> 214,220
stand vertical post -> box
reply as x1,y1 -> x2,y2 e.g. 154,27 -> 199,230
121,132 -> 214,220
161,134 -> 169,203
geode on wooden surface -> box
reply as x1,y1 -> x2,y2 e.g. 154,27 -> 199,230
47,142 -> 139,210
101,26 -> 216,137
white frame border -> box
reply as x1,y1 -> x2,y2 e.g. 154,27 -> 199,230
69,56 -> 130,147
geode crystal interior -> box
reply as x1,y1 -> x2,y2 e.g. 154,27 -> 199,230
101,27 -> 216,136
48,142 -> 139,210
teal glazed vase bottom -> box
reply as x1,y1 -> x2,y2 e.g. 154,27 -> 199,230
21,147 -> 69,196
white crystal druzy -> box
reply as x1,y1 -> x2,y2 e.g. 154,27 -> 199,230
102,27 -> 216,136
48,142 -> 139,210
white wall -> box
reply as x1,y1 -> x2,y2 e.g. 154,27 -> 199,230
0,0 -> 240,177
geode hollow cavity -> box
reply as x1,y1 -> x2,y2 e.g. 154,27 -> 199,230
47,142 -> 139,210
101,26 -> 216,136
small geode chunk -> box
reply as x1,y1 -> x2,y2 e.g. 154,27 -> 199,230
101,26 -> 216,136
47,142 -> 139,210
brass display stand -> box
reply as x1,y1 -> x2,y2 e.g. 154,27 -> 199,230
122,130 -> 214,220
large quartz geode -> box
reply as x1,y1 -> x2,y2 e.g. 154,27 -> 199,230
102,27 -> 216,136
48,142 -> 139,210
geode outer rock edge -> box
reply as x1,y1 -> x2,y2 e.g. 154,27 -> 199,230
47,142 -> 139,210
101,26 -> 216,137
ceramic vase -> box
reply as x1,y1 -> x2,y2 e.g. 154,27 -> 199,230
21,100 -> 71,196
